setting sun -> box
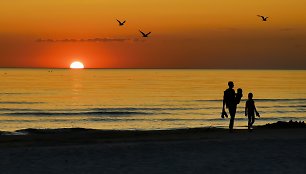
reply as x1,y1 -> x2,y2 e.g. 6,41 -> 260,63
70,61 -> 84,69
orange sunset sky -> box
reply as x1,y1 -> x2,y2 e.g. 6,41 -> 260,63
0,0 -> 306,69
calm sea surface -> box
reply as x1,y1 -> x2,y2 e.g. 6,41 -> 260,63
0,69 -> 305,132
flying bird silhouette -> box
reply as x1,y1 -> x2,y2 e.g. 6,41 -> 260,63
139,30 -> 151,37
116,19 -> 126,26
257,15 -> 269,21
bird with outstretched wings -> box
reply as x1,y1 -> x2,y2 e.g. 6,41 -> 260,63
139,30 -> 151,37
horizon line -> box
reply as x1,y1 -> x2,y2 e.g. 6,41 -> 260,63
0,67 -> 305,70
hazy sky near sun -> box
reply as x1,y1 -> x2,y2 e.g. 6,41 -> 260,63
0,0 -> 306,68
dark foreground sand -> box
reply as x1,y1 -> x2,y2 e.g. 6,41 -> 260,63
0,127 -> 306,174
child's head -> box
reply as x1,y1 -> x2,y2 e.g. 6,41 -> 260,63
248,93 -> 253,99
237,88 -> 242,94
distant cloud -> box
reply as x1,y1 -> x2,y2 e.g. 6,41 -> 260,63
36,38 -> 145,43
279,28 -> 295,32
36,38 -> 128,42
218,27 -> 239,31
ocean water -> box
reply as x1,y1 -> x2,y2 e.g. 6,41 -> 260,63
0,69 -> 305,132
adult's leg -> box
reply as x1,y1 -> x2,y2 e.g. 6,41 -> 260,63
228,106 -> 237,131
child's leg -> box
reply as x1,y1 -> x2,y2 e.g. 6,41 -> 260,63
248,116 -> 251,130
251,115 -> 255,126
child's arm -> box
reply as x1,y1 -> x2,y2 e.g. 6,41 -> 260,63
254,104 -> 260,117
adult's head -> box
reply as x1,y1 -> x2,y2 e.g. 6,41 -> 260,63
248,93 -> 253,99
228,81 -> 234,89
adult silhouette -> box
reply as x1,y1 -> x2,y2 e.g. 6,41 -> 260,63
222,81 -> 242,132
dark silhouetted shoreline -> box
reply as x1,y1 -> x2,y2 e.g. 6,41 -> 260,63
1,121 -> 305,174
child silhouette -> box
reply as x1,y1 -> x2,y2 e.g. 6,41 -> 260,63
236,88 -> 243,104
245,93 -> 260,131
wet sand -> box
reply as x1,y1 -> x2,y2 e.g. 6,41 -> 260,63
0,127 -> 306,174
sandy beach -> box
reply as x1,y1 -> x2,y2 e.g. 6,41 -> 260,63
1,126 -> 306,174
